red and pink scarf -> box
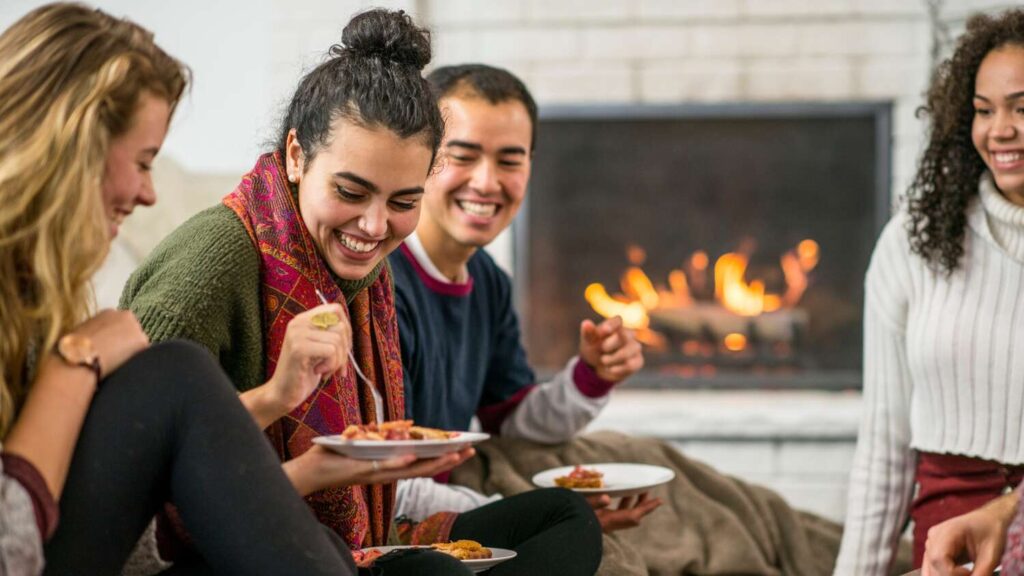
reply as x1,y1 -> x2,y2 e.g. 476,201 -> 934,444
223,151 -> 405,548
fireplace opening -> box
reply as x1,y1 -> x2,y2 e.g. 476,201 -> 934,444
514,103 -> 891,390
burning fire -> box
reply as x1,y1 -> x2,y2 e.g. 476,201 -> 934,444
585,240 -> 819,352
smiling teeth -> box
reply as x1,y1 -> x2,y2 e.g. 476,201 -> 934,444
459,200 -> 497,217
994,152 -> 1023,164
337,233 -> 379,253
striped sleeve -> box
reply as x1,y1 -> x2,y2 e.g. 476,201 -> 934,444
834,216 -> 918,576
498,357 -> 610,443
0,451 -> 49,575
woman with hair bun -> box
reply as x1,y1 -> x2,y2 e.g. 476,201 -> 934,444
123,7 -> 602,576
0,3 -> 375,575
834,7 -> 1024,575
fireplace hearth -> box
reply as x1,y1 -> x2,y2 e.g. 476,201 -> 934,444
514,103 -> 890,391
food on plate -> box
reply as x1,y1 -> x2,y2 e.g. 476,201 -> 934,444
409,425 -> 454,440
431,540 -> 493,560
340,420 -> 459,441
351,548 -> 384,567
554,465 -> 605,489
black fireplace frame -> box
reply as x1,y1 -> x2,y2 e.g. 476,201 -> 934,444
512,101 -> 893,391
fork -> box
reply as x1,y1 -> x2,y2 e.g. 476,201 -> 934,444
314,288 -> 374,387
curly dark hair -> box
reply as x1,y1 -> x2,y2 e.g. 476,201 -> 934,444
906,8 -> 1024,273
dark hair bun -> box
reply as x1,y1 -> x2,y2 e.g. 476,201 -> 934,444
336,8 -> 431,71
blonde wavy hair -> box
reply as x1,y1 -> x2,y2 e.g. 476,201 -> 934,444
0,3 -> 188,437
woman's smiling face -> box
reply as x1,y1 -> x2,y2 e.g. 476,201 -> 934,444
973,43 -> 1024,206
286,120 -> 433,280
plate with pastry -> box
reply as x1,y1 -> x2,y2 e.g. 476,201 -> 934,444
532,463 -> 675,497
358,542 -> 516,573
313,420 -> 489,460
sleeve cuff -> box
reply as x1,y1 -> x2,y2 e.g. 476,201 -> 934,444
572,358 -> 615,398
2,453 -> 59,540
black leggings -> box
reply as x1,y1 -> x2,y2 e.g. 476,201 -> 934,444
450,488 -> 603,576
43,340 -> 356,576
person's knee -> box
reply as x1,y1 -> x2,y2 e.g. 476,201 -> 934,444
541,488 -> 603,547
102,339 -> 232,405
536,487 -> 595,520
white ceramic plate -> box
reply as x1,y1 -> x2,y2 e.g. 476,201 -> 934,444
532,463 -> 675,497
359,545 -> 516,573
312,431 -> 489,460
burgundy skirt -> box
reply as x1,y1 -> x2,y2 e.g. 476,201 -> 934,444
910,451 -> 1024,567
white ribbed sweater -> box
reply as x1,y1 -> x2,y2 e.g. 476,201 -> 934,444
834,175 -> 1024,575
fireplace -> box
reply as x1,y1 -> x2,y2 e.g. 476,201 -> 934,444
514,103 -> 891,390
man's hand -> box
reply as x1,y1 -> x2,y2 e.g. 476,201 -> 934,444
922,490 -> 1019,576
586,492 -> 662,533
579,316 -> 644,383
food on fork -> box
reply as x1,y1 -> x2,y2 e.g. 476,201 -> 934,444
431,540 -> 493,560
340,420 -> 459,441
554,465 -> 605,489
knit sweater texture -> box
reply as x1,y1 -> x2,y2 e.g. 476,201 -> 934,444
835,175 -> 1024,575
120,203 -> 379,391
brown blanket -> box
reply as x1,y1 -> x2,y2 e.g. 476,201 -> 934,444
450,431 -> 911,576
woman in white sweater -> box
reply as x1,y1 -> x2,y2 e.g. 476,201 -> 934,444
834,8 -> 1024,575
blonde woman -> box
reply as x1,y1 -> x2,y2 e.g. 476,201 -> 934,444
0,4 -> 367,575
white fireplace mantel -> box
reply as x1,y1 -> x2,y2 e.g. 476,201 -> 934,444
587,388 -> 862,441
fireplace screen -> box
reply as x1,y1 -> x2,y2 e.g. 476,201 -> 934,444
514,103 -> 891,390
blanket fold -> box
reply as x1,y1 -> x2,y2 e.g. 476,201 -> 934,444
450,431 -> 912,576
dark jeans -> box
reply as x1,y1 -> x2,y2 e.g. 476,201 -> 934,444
43,340 -> 356,576
366,549 -> 473,576
451,488 -> 603,576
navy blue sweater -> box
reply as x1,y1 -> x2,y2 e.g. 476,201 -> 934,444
390,244 -> 536,433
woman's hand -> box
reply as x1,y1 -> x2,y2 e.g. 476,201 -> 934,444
243,304 -> 351,428
282,445 -> 476,496
586,492 -> 662,533
72,309 -> 150,379
4,309 -> 149,498
922,490 -> 1019,576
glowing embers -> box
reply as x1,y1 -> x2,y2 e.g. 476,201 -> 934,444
584,239 -> 819,371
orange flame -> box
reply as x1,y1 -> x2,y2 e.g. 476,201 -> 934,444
723,333 -> 747,351
585,283 -> 648,329
715,253 -> 765,316
691,251 -> 709,271
621,267 -> 660,310
584,240 -> 819,346
782,239 -> 819,307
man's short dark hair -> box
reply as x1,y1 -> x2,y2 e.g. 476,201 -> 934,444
427,64 -> 538,151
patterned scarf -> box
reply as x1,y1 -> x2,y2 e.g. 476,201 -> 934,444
1004,487 -> 1024,575
223,151 -> 405,548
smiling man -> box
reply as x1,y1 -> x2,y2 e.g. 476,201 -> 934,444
388,64 -> 657,532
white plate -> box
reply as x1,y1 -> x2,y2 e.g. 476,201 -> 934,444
312,431 -> 489,460
532,463 -> 675,497
360,545 -> 516,573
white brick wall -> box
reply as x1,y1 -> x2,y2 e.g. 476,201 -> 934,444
422,0 -> 995,222
639,0 -> 742,21
71,0 -> 999,216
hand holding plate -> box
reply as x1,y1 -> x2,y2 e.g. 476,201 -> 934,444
284,445 -> 475,495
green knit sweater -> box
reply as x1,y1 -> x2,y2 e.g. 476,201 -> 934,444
120,203 -> 382,392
